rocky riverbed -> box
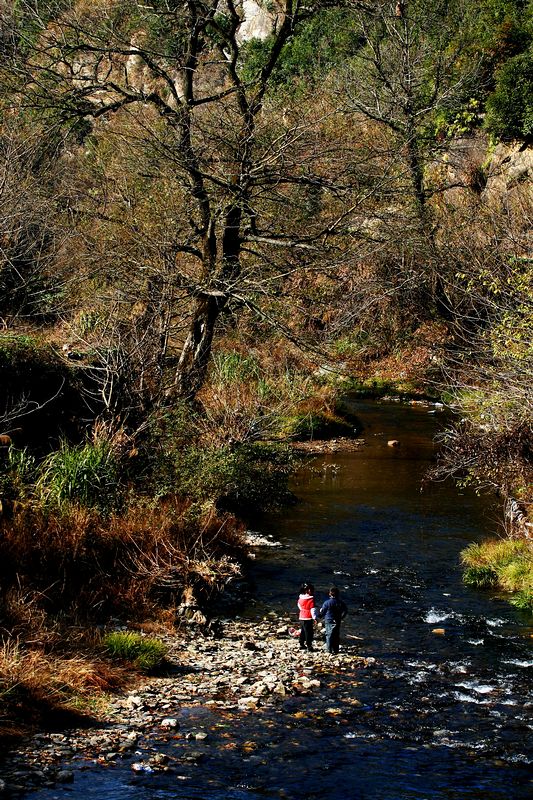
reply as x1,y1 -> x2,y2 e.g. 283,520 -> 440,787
0,617 -> 374,795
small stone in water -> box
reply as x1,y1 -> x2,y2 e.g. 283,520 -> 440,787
55,770 -> 74,784
432,628 -> 446,635
161,718 -> 179,728
131,762 -> 153,773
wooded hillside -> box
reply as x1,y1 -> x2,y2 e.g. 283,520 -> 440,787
0,1 -> 531,724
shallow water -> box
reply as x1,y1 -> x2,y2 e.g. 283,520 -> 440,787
13,400 -> 533,799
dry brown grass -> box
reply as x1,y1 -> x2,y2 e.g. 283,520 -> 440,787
0,495 -> 246,739
0,632 -> 131,742
0,499 -> 245,623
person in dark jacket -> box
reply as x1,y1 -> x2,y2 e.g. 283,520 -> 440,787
318,586 -> 348,654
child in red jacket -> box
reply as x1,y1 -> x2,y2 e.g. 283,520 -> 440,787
297,582 -> 317,651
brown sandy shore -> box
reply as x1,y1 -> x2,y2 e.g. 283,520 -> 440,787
0,618 -> 374,793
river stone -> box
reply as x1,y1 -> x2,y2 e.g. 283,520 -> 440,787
131,762 -> 153,773
238,696 -> 259,709
160,717 -> 179,728
126,695 -> 143,708
56,770 -> 74,783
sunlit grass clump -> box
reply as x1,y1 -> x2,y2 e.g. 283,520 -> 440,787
37,439 -> 121,514
461,539 -> 533,611
103,631 -> 168,672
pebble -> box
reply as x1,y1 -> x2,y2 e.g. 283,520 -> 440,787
160,718 -> 179,728
1,618 -> 372,792
56,770 -> 74,783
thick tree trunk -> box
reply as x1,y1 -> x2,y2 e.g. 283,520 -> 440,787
175,294 -> 224,401
175,201 -> 243,401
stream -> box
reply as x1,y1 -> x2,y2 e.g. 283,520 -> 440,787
6,400 -> 533,799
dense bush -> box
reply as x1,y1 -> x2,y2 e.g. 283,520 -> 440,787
485,49 -> 533,138
0,334 -> 85,448
165,442 -> 296,513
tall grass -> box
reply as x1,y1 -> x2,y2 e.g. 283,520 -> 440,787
0,499 -> 244,620
37,439 -> 121,514
461,539 -> 532,611
103,631 -> 167,671
211,350 -> 260,383
0,447 -> 36,502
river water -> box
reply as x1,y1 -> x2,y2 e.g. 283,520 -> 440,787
14,400 -> 533,799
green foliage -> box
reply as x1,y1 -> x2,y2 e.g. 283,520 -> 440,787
211,351 -> 261,383
461,538 -> 528,567
434,99 -> 483,140
0,447 -> 37,502
461,539 -> 532,609
37,439 -> 122,514
475,0 -> 532,60
283,410 -> 353,441
239,8 -> 363,88
510,590 -> 533,611
485,48 -> 533,138
463,564 -> 499,587
0,333 -> 40,360
74,310 -> 101,336
140,2 -> 190,59
12,1 -> 75,52
103,631 -> 167,672
333,334 -> 366,357
173,442 -> 295,512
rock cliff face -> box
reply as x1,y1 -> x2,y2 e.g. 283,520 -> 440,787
68,2 -> 277,107
237,0 -> 276,43
437,132 -> 532,205
484,141 -> 533,198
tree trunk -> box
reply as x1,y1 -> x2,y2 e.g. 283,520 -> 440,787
175,294 -> 224,401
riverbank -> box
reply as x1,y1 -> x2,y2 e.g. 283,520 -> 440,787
0,617 -> 374,794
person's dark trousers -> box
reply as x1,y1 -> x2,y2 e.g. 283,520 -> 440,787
299,619 -> 314,650
325,621 -> 340,653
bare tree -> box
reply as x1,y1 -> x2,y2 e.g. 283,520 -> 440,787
5,0 -> 349,407
338,0 -> 482,313
0,119 -> 71,321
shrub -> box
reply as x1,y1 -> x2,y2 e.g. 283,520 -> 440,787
103,631 -> 167,672
485,49 -> 533,139
173,442 -> 296,512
